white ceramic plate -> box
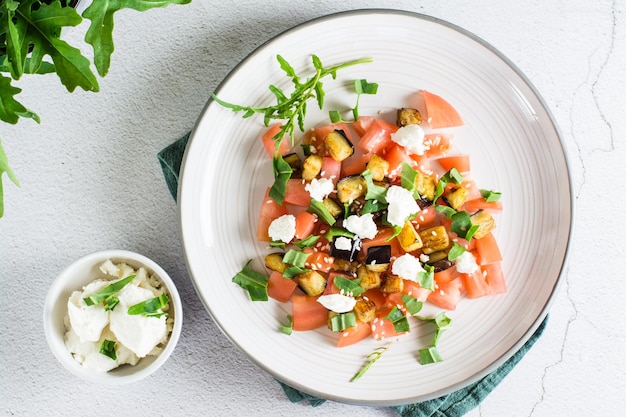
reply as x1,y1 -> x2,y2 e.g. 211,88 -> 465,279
178,10 -> 572,405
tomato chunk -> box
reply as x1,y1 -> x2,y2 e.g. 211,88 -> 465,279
267,271 -> 298,303
474,232 -> 503,265
422,90 -> 464,128
337,320 -> 372,347
262,123 -> 291,157
357,119 -> 395,153
483,262 -> 507,295
294,210 -> 317,240
462,269 -> 490,299
428,277 -> 462,310
292,295 -> 328,331
284,179 -> 312,207
436,154 -> 470,173
257,188 -> 288,242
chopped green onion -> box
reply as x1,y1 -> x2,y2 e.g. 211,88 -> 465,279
400,163 -> 420,199
417,264 -> 435,291
83,274 -> 135,307
481,189 -> 502,202
447,242 -> 467,261
308,199 -> 336,226
282,266 -> 310,279
333,276 -> 365,297
418,346 -> 443,364
128,293 -> 170,317
351,344 -> 391,382
268,155 -> 293,205
232,260 -> 269,301
330,312 -> 357,332
401,295 -> 423,316
103,296 -> 119,311
418,311 -> 452,346
294,235 -> 320,249
269,240 -> 286,249
283,249 -> 309,268
362,170 -> 388,203
435,204 -> 457,219
384,306 -> 410,333
279,315 -> 293,335
328,110 -> 344,123
99,340 -> 117,361
323,226 -> 355,241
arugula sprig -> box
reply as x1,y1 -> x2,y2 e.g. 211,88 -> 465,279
212,54 -> 373,204
351,343 -> 391,382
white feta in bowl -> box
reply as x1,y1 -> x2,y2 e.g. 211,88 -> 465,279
43,250 -> 183,384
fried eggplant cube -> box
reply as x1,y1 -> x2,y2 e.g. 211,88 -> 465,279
264,253 -> 286,273
470,210 -> 496,239
397,107 -> 422,127
366,154 -> 390,181
414,171 -> 436,201
380,274 -> 404,294
443,186 -> 468,211
337,175 -> 366,204
283,153 -> 302,179
353,297 -> 377,323
357,265 -> 382,290
324,130 -> 354,162
296,270 -> 327,297
301,154 -> 323,181
418,225 -> 450,255
397,221 -> 423,252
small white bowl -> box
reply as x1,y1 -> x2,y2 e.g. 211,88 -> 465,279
43,250 -> 183,385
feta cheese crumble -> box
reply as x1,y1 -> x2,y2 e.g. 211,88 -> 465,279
317,294 -> 357,313
386,186 -> 419,227
305,177 -> 334,202
344,213 -> 378,240
455,250 -> 479,274
392,253 -> 425,282
268,214 -> 296,243
334,236 -> 353,251
391,124 -> 426,155
64,260 -> 173,372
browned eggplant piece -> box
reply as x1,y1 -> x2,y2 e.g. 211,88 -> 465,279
264,253 -> 286,273
380,274 -> 404,293
325,130 -> 354,162
356,265 -> 381,290
397,107 -> 422,127
301,154 -> 323,180
418,225 -> 450,255
365,245 -> 391,272
337,175 -> 366,204
283,153 -> 302,179
366,154 -> 390,181
353,297 -> 377,323
470,210 -> 496,239
296,270 -> 327,297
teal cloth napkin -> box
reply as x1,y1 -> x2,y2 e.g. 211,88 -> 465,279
158,133 -> 549,417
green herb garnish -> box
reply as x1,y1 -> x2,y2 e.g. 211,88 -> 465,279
362,169 -> 388,203
128,293 -> 170,318
400,163 -> 420,199
435,204 -> 457,220
333,275 -> 364,297
323,226 -> 355,241
282,265 -> 310,279
308,199 -> 336,226
269,154 -> 293,204
481,189 -> 502,202
293,235 -> 320,249
352,79 -> 378,119
450,210 -> 480,241
232,260 -> 269,301
83,274 -> 135,307
212,55 -> 373,205
330,312 -> 356,332
282,249 -> 309,268
417,264 -> 435,291
418,346 -> 443,365
401,294 -> 424,316
433,168 -> 464,204
447,242 -> 467,261
384,306 -> 410,333
99,339 -> 117,361
279,315 -> 293,335
351,344 -> 391,382
416,311 -> 452,364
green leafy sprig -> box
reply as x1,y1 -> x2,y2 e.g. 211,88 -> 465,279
0,0 -> 191,218
212,54 -> 373,204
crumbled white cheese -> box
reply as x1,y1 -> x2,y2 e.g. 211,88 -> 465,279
391,124 -> 426,155
344,213 -> 377,240
317,294 -> 357,313
419,253 -> 430,263
392,253 -> 425,282
334,236 -> 353,251
64,261 -> 172,372
385,186 -> 419,226
305,177 -> 334,202
455,250 -> 479,274
268,214 -> 296,243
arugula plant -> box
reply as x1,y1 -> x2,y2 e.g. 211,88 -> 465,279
0,0 -> 190,217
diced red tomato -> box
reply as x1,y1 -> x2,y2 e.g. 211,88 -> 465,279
362,288 -> 387,308
423,133 -> 452,157
384,144 -> 415,180
262,123 -> 291,157
323,272 -> 351,295
337,320 -> 372,348
463,198 -> 503,213
342,152 -> 372,177
294,210 -> 317,240
483,262 -> 507,295
292,295 -> 328,331
462,269 -> 490,299
283,179 -> 311,207
257,188 -> 288,242
357,119 -> 395,154
370,307 -> 407,341
402,280 -> 432,302
413,205 -> 438,229
352,116 -> 376,136
436,154 -> 470,173
320,157 -> 342,185
474,232 -> 503,265
433,266 -> 460,285
428,277 -> 463,310
303,249 -> 334,273
267,271 -> 298,303
460,176 -> 482,201
422,90 -> 464,128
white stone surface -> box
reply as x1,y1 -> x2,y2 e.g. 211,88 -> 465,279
1,0 -> 625,416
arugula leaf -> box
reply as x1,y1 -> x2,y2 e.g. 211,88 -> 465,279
308,199 -> 336,226
417,264 -> 435,291
268,154 -> 292,205
418,346 -> 443,365
447,242 -> 467,261
333,275 -> 364,297
0,74 -> 39,124
282,249 -> 309,268
82,0 -> 191,77
435,204 -> 456,220
384,306 -> 410,333
450,210 -> 479,241
0,137 -> 20,218
352,79 -> 378,120
293,234 -> 319,249
400,294 -> 423,316
232,260 -> 269,301
361,169 -> 387,203
400,163 -> 420,199
481,189 -> 502,202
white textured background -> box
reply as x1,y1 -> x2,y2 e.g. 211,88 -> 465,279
1,1 -> 625,416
